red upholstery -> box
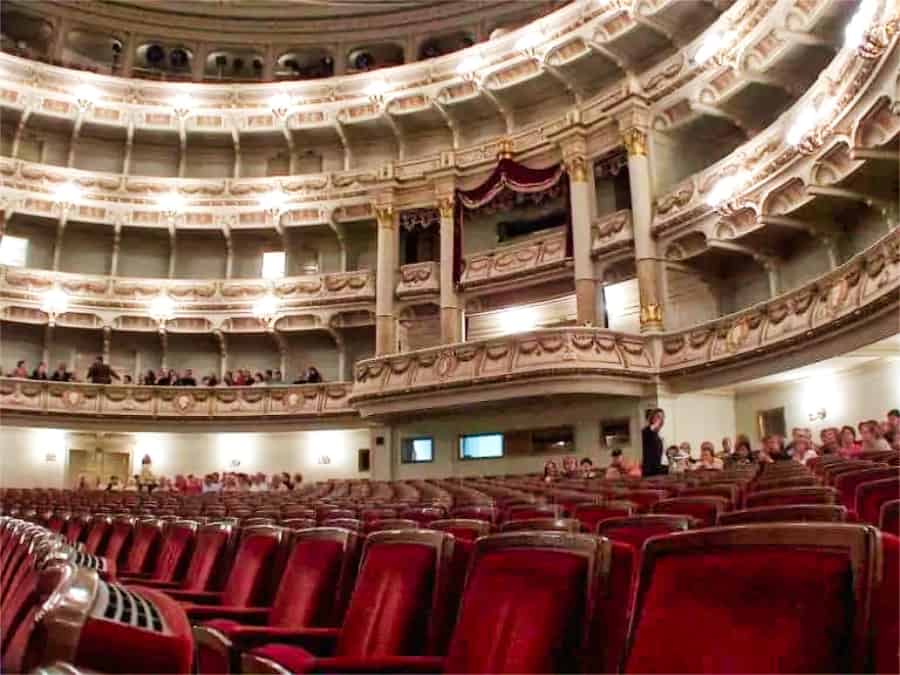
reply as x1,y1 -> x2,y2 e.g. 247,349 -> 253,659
717,505 -> 848,526
573,502 -> 635,531
745,487 -> 837,508
651,497 -> 727,527
625,525 -> 875,673
621,491 -> 668,513
873,533 -> 899,674
597,515 -> 695,550
834,468 -> 898,511
857,478 -> 900,526
429,519 -> 491,543
880,500 -> 899,535
503,504 -> 562,523
64,518 -> 87,544
83,519 -> 111,555
102,519 -> 134,564
449,505 -> 497,524
122,523 -> 195,584
46,516 -> 66,533
121,521 -> 162,575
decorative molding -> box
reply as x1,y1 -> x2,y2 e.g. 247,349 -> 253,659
459,226 -> 569,288
396,261 -> 440,297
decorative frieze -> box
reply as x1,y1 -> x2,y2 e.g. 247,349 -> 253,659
396,261 -> 440,297
460,226 -> 569,288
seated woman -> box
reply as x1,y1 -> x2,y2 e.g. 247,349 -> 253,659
579,457 -> 597,479
838,425 -> 861,458
542,460 -> 560,483
561,455 -> 579,479
726,436 -> 755,466
789,437 -> 818,465
665,444 -> 690,474
691,442 -> 724,471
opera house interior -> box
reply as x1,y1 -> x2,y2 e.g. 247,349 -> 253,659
0,0 -> 898,673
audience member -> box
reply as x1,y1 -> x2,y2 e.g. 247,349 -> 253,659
720,436 -> 732,458
105,475 -> 121,491
176,368 -> 197,386
579,457 -> 596,479
888,409 -> 900,434
819,427 -> 840,455
665,445 -> 688,474
860,420 -> 891,453
30,361 -> 49,380
760,434 -> 789,463
10,360 -> 28,378
641,408 -> 665,477
727,436 -> 754,466
542,460 -> 559,483
691,442 -> 724,470
50,362 -> 73,382
123,374 -> 133,384
606,448 -> 641,479
86,356 -> 119,384
561,455 -> 579,479
790,436 -> 817,465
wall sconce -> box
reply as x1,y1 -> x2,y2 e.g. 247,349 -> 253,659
45,452 -> 57,463
317,455 -> 331,465
808,409 -> 827,422
230,458 -> 241,468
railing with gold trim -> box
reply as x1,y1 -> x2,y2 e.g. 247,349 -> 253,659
459,226 -> 569,288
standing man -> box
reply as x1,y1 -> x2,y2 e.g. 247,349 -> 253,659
641,407 -> 665,477
86,355 -> 119,384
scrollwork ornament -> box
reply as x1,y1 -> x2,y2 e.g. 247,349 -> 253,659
564,155 -> 588,183
639,303 -> 663,328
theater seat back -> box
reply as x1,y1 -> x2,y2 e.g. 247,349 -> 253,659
624,524 -> 877,674
335,530 -> 454,658
122,520 -> 163,575
82,518 -> 112,555
444,532 -> 609,674
148,521 -> 197,583
220,526 -> 284,606
597,515 -> 695,551
181,523 -> 233,591
102,519 -> 134,564
268,528 -> 360,628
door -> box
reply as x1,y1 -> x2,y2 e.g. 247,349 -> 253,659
67,449 -> 131,488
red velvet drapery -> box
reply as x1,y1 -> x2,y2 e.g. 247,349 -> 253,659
453,157 -> 572,286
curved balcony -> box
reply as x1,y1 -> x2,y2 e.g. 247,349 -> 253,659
0,379 -> 356,425
459,226 -> 570,292
351,328 -> 655,417
0,267 -> 375,329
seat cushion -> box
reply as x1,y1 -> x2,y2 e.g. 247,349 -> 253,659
445,548 -> 587,673
626,548 -> 855,673
250,644 -> 317,674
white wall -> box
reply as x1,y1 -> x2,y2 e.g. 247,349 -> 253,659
734,359 -> 900,444
0,426 -> 371,488
656,390 -> 737,459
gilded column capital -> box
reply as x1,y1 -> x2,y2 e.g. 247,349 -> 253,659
374,204 -> 394,227
437,196 -> 455,220
622,127 -> 648,157
496,137 -> 514,160
564,155 -> 588,183
639,303 -> 663,329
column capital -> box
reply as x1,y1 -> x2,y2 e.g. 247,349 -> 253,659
621,127 -> 648,157
639,302 -> 664,330
563,155 -> 588,182
437,195 -> 455,220
374,204 -> 395,227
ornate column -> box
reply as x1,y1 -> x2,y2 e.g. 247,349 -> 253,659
120,33 -> 136,76
214,330 -> 227,378
764,260 -> 780,298
438,195 -> 462,343
109,223 -> 122,276
102,327 -> 111,363
167,224 -> 177,279
619,107 -> 664,332
563,139 -> 596,325
51,214 -> 68,271
374,203 -> 398,355
159,329 -> 168,371
42,325 -> 53,366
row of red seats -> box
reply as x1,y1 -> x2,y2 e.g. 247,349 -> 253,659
4,514 -> 897,674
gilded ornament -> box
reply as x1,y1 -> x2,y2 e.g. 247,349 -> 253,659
496,138 -> 514,159
621,128 -> 648,157
437,196 -> 455,220
639,302 -> 663,327
374,204 -> 394,227
565,155 -> 587,183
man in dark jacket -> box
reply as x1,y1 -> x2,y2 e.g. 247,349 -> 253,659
641,407 -> 665,477
86,356 -> 119,384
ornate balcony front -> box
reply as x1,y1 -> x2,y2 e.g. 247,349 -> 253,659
459,226 -> 570,292
351,328 -> 654,417
0,379 -> 356,426
396,261 -> 439,298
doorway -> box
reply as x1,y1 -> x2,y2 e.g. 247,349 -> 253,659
67,448 -> 131,488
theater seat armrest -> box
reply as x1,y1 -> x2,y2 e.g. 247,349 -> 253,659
232,627 -> 340,653
310,656 -> 444,674
165,590 -> 223,604
188,606 -> 271,624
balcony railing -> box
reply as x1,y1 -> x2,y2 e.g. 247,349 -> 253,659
459,227 -> 569,288
396,261 -> 439,297
0,379 -> 355,420
351,327 -> 654,414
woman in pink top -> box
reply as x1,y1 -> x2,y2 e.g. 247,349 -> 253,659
838,426 -> 861,458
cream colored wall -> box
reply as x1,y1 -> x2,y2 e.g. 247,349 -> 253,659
719,266 -> 769,315
118,228 -> 170,278
0,426 -> 372,488
655,390 -> 737,459
73,136 -> 125,173
665,268 -> 718,330
390,397 -> 643,480
130,139 -> 180,177
2,321 -> 44,372
778,243 -> 830,292
734,359 -> 900,444
6,218 -> 56,270
59,223 -> 113,275
175,231 -> 227,278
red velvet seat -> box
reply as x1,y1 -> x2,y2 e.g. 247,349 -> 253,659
46,515 -> 67,533
678,484 -> 740,509
317,509 -> 355,523
102,519 -> 135,565
320,518 -> 362,531
281,518 -> 317,530
651,496 -> 728,526
880,499 -> 899,535
588,540 -> 637,674
751,475 -> 818,491
81,517 -> 112,555
822,461 -> 877,485
856,478 -> 900,527
137,522 -> 233,592
624,523 -> 878,673
119,519 -> 163,576
717,504 -> 848,526
119,521 -> 197,585
503,504 -> 562,523
165,525 -> 285,616
428,518 -> 491,542
449,505 -> 498,524
364,518 -> 419,534
193,528 -> 361,673
745,486 -> 838,508
499,517 -> 582,533
596,514 -> 696,550
620,490 -> 669,513
873,532 -> 899,674
400,507 -> 445,526
573,501 -> 635,531
834,467 -> 898,511
63,517 -> 88,545
241,530 -> 455,674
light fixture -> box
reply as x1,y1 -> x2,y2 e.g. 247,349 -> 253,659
456,54 -> 483,76
54,182 -> 82,205
808,408 -> 827,422
259,189 -> 288,214
364,80 -> 390,98
693,29 -> 735,65
41,287 -> 70,321
73,83 -> 99,108
844,0 -> 878,50
705,172 -> 748,207
148,293 -> 176,323
252,292 -> 279,326
268,92 -> 292,116
169,92 -> 193,116
157,191 -> 185,215
785,97 -> 835,146
515,31 -> 542,53
498,306 -> 539,335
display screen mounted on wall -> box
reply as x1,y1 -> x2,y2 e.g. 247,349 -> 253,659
459,433 -> 504,460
